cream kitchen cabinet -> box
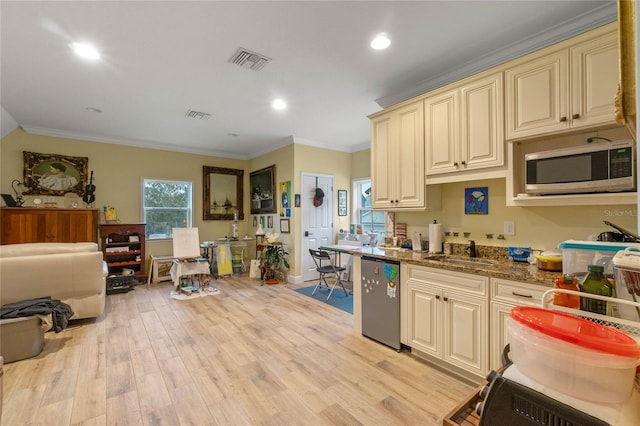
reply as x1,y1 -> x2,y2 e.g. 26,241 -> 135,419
403,264 -> 489,378
425,72 -> 504,180
489,278 -> 548,370
370,100 -> 426,209
505,23 -> 619,140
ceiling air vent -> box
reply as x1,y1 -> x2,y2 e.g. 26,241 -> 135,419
185,109 -> 212,120
229,47 -> 271,71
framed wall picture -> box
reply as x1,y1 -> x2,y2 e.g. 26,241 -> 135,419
250,165 -> 277,214
280,218 -> 290,233
338,189 -> 347,216
23,151 -> 88,196
279,180 -> 291,217
267,215 -> 273,229
203,166 -> 244,220
465,187 -> 488,215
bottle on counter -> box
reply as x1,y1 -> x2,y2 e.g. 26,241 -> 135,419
552,274 -> 580,309
579,264 -> 612,315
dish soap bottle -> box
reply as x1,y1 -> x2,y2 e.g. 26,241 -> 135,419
579,265 -> 612,315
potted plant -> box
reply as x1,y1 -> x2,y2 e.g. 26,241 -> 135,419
259,244 -> 289,284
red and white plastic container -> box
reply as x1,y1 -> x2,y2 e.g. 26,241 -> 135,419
508,306 -> 640,403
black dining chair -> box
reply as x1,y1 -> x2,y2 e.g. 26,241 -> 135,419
309,249 -> 348,300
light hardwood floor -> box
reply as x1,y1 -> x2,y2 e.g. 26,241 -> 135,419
2,276 -> 473,425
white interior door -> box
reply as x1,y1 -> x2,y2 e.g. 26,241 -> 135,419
301,173 -> 333,282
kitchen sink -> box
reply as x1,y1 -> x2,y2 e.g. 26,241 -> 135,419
423,254 -> 499,267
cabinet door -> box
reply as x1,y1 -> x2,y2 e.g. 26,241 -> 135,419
0,209 -> 48,243
370,113 -> 394,209
460,73 -> 504,171
395,102 -> 425,208
442,291 -> 488,376
505,50 -> 569,139
425,89 -> 459,175
407,283 -> 441,357
570,31 -> 619,129
490,301 -> 514,371
55,210 -> 98,243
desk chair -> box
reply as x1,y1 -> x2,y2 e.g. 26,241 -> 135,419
309,249 -> 347,300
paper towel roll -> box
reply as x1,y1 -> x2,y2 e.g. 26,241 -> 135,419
429,222 -> 442,253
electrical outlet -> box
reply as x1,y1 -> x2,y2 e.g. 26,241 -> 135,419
504,221 -> 515,236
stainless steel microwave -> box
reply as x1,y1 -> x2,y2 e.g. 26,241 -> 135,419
524,140 -> 635,195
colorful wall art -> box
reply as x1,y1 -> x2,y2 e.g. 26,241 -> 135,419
465,187 -> 488,215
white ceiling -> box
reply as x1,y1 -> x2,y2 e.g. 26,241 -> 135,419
0,1 -> 616,159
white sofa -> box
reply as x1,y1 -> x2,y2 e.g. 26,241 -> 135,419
0,242 -> 107,319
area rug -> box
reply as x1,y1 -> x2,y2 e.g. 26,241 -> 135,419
294,285 -> 353,314
169,286 -> 220,301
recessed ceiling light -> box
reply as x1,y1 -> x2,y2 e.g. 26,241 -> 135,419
71,42 -> 100,60
371,33 -> 391,50
272,99 -> 287,110
85,107 -> 102,113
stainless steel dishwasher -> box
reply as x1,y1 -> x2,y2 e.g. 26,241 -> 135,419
361,256 -> 401,350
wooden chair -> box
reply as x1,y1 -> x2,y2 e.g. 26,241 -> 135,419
308,249 -> 347,300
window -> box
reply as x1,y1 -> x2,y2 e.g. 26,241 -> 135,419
353,178 -> 386,234
143,179 -> 192,240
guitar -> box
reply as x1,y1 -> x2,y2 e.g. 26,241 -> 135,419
82,171 -> 96,204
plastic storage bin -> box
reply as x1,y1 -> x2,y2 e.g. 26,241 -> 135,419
558,240 -> 640,277
508,306 -> 640,403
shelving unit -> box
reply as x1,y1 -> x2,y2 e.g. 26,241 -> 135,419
100,223 -> 146,282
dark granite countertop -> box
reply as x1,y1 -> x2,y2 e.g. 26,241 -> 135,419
350,247 -> 558,288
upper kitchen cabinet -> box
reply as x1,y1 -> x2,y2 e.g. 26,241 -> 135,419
505,22 -> 620,140
425,72 -> 505,183
370,100 -> 431,210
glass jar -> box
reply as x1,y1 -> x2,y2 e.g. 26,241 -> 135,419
580,265 -> 612,315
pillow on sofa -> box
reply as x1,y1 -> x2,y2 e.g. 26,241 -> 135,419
0,242 -> 98,258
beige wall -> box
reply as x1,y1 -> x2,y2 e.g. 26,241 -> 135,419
0,129 -> 352,278
248,142 -> 295,269
1,128 -> 250,258
3,127 -> 637,277
350,149 -> 370,180
293,144 -> 352,275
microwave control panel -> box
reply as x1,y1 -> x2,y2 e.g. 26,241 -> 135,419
610,147 -> 633,179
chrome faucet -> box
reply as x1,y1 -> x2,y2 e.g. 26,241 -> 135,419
466,240 -> 477,258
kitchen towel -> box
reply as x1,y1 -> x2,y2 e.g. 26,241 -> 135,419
429,221 -> 442,253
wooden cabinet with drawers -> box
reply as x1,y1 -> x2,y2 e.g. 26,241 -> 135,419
0,207 -> 99,244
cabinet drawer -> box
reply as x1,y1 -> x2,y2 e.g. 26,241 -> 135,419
405,264 -> 488,297
491,278 -> 548,306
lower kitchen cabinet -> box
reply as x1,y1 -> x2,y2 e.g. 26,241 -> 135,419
403,264 -> 489,378
489,278 -> 547,370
